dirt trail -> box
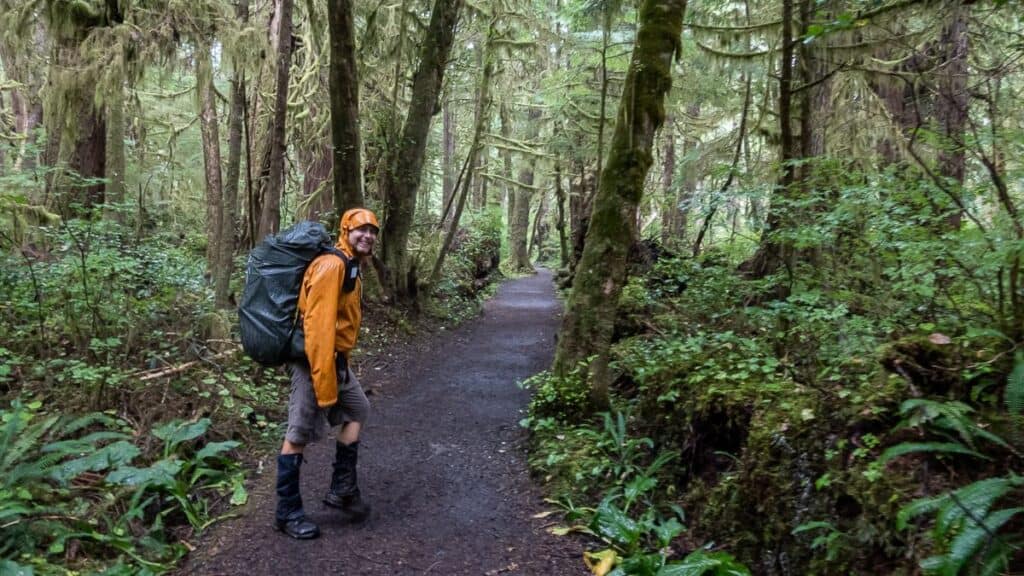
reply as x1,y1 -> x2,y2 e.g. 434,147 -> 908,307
183,269 -> 585,575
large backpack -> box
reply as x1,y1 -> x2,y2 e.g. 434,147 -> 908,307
238,221 -> 351,366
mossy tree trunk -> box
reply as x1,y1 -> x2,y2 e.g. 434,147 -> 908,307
430,16 -> 496,283
327,0 -> 364,214
740,0 -> 795,283
510,107 -> 541,272
442,98 -> 455,223
552,0 -> 687,411
256,0 -> 294,240
104,72 -> 125,222
659,114 -> 678,245
936,2 -> 968,229
554,162 -> 569,268
197,45 -> 229,308
500,102 -> 515,236
217,0 -> 248,308
378,0 -> 462,303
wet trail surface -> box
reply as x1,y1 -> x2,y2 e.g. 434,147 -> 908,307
183,269 -> 585,575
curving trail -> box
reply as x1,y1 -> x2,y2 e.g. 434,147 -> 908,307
182,269 -> 585,575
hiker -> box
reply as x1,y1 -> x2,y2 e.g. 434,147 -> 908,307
274,208 -> 380,540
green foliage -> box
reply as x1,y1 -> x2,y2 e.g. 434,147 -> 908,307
523,365 -> 592,422
527,408 -> 748,574
897,475 -> 1024,575
0,400 -> 245,574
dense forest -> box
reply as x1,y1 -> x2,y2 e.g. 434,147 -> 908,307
1,0 -> 1023,573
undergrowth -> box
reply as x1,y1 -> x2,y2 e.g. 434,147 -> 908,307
523,250 -> 1024,575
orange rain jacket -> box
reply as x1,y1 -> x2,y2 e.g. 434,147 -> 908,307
297,208 -> 379,407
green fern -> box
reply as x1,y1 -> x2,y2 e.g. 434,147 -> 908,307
1006,352 -> 1024,416
898,475 -> 1024,575
896,399 -> 1010,451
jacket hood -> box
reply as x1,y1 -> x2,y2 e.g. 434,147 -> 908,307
338,208 -> 380,255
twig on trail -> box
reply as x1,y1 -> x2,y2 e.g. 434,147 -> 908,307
135,349 -> 236,381
345,550 -> 391,566
423,560 -> 442,574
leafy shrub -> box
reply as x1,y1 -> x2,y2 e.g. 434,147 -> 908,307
0,400 -> 245,574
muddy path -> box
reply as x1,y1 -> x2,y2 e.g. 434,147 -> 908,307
183,269 -> 585,575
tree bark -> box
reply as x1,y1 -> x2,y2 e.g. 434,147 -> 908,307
256,0 -> 295,240
104,73 -> 125,222
659,115 -> 678,244
378,0 -> 462,303
442,98 -> 456,222
327,0 -> 365,214
554,161 -> 569,268
510,107 -> 541,272
936,2 -> 967,228
552,0 -> 687,412
740,0 -> 795,281
197,46 -> 227,307
430,19 -> 496,283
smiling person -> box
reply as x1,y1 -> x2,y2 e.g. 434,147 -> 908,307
274,208 -> 380,539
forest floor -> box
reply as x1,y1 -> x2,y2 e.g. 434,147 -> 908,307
179,269 -> 586,576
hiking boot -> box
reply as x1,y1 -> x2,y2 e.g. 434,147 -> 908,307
324,441 -> 370,522
275,453 -> 320,539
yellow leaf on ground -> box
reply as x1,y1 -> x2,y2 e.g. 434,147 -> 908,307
583,548 -> 618,576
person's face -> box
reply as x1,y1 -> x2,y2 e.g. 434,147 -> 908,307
348,224 -> 378,257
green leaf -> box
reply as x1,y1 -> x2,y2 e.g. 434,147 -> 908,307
195,440 -> 240,463
106,459 -> 183,489
945,507 -> 1022,571
879,442 -> 986,464
52,440 -> 140,483
625,475 -> 657,501
230,481 -> 248,506
153,419 -> 210,452
591,498 -> 641,549
935,477 -> 1013,536
653,517 -> 685,548
658,550 -> 751,576
0,559 -> 34,576
897,493 -> 948,531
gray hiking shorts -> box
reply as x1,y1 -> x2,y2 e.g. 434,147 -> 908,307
285,359 -> 370,446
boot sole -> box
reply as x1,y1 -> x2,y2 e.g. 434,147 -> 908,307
323,498 -> 370,522
274,523 -> 321,540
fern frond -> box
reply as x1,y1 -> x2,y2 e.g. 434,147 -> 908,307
945,507 -> 1023,572
935,477 -> 1013,536
62,412 -> 123,435
0,414 -> 59,473
1007,353 -> 1024,416
898,493 -> 948,530
879,442 -> 986,464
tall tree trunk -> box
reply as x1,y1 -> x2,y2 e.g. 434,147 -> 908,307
104,73 -> 125,222
554,161 -> 569,268
327,0 -> 364,213
257,0 -> 294,240
740,0 -> 795,281
442,98 -> 456,222
198,47 -> 228,309
529,191 -> 549,260
659,116 -> 678,244
66,103 -> 107,211
431,19 -> 496,283
552,0 -> 687,413
378,0 -> 462,303
510,108 -> 541,272
0,28 -> 46,175
221,28 -> 246,308
500,102 -> 515,235
936,2 -> 967,229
